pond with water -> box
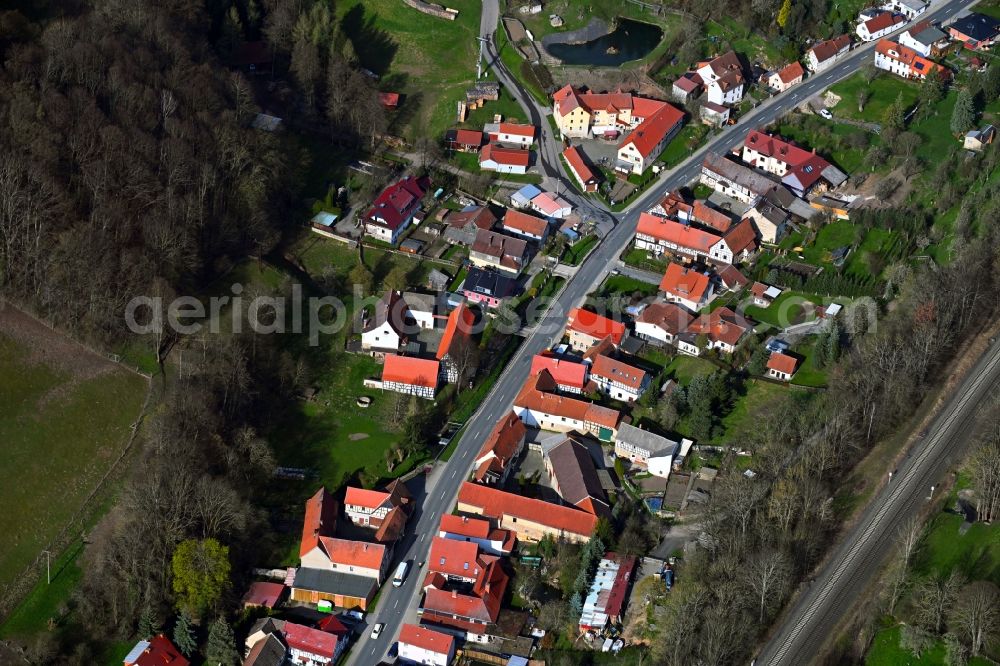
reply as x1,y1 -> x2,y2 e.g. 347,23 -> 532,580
545,18 -> 663,67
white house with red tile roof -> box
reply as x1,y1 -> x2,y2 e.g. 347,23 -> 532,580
529,191 -> 573,218
479,144 -> 530,174
588,355 -> 649,403
513,370 -> 621,441
634,302 -> 694,346
563,145 -> 599,192
381,355 -> 440,399
768,61 -> 805,92
300,536 -> 389,582
438,514 -> 515,555
615,103 -> 685,175
472,410 -> 527,486
659,262 -> 714,312
469,228 -> 529,276
806,34 -> 852,72
565,307 -> 627,351
857,12 -> 905,42
457,481 -> 598,543
677,307 -> 753,355
874,39 -> 951,81
398,623 -> 456,666
364,176 -> 428,244
502,208 -> 549,241
124,636 -> 189,666
634,211 -> 756,265
420,537 -> 509,633
529,354 -> 589,393
245,618 -> 348,666
767,351 -> 799,380
741,130 -> 847,196
343,480 -> 411,528
488,122 -> 536,148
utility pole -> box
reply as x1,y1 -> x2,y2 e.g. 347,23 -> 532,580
476,37 -> 489,79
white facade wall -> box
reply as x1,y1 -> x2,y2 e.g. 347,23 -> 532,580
398,643 -> 451,666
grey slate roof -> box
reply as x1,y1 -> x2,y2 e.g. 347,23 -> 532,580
292,567 -> 378,600
244,633 -> 288,666
702,153 -> 780,196
616,423 -> 679,457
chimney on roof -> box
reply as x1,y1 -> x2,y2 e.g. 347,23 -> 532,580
452,590 -> 458,599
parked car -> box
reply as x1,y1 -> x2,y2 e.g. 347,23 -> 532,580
819,109 -> 833,120
371,623 -> 384,639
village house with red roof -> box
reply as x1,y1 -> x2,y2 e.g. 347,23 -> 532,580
695,51 -> 746,106
290,488 -> 387,610
457,481 -> 598,543
551,86 -> 684,175
633,302 -> 695,346
565,307 -> 626,351
588,354 -> 649,403
513,369 -> 621,441
245,617 -> 349,666
487,122 -> 536,149
381,354 -> 440,399
344,479 -> 412,533
479,144 -> 530,174
768,61 -> 805,93
659,262 -> 715,312
545,435 -> 611,516
472,410 -> 527,486
806,34 -> 852,72
677,307 -> 754,356
857,12 -> 906,42
577,552 -> 638,633
398,623 -> 457,666
741,130 -> 847,197
634,211 -> 758,265
529,353 -> 589,393
438,514 -> 516,556
563,145 -> 599,192
420,537 -> 510,633
767,351 -> 799,381
437,303 -> 477,383
501,208 -> 550,242
364,176 -> 428,244
446,128 -> 484,152
874,39 -> 952,81
123,635 -> 189,666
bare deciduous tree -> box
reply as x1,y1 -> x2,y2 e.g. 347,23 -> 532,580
950,581 -> 999,656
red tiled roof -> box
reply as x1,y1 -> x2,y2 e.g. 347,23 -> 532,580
619,103 -> 685,158
775,61 -> 805,84
660,263 -> 711,304
429,537 -> 487,578
603,553 -> 637,620
692,200 -> 732,232
440,514 -> 491,539
365,176 -> 427,231
242,582 -> 285,609
399,624 -> 455,655
809,34 -> 851,63
382,355 -> 440,389
875,39 -> 951,79
553,84 -> 583,114
452,129 -> 484,147
673,75 -> 701,93
373,505 -> 408,543
448,205 -> 496,231
379,92 -> 400,108
636,302 -> 694,335
723,218 -> 759,255
767,351 -> 798,375
590,355 -> 647,391
685,307 -> 752,347
316,614 -> 349,637
318,538 -> 387,570
563,145 -> 597,184
480,144 -> 530,167
457,481 -> 599,539
127,636 -> 189,666
283,621 -> 339,658
530,354 -> 588,390
498,122 -> 535,138
300,487 -> 338,558
743,130 -> 833,191
471,228 -> 529,271
566,308 -> 626,345
717,264 -> 749,289
636,212 -> 721,253
514,370 -> 620,431
437,303 -> 475,361
474,411 -> 526,482
863,12 -> 905,34
503,209 -> 549,237
344,487 -> 390,510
